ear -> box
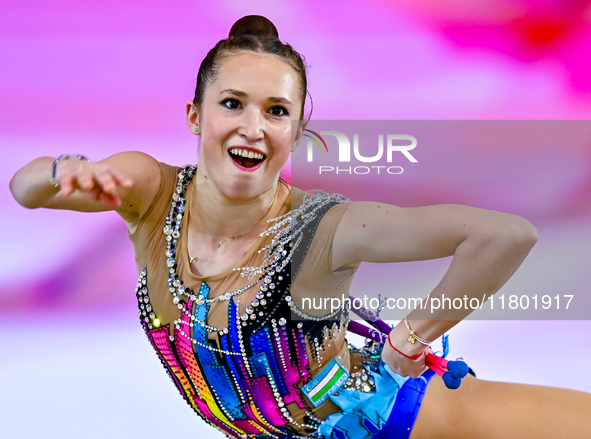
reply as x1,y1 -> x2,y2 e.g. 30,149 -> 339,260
186,101 -> 200,134
290,119 -> 308,152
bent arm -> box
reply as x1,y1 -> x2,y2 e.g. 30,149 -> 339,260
9,151 -> 162,225
404,220 -> 536,337
332,201 -> 538,376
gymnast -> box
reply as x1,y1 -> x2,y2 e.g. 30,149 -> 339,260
10,14 -> 591,439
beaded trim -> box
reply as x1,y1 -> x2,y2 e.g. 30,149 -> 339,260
136,165 -> 364,438
174,320 -> 243,356
136,268 -> 161,330
163,165 -> 351,335
235,190 -> 350,282
164,165 -> 296,334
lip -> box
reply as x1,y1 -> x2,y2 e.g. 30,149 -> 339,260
228,146 -> 267,156
227,146 -> 267,172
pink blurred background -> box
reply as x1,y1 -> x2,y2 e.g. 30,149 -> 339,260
2,1 -> 591,437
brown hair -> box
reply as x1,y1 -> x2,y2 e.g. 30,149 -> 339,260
193,15 -> 312,121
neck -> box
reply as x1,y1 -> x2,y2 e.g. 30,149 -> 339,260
190,169 -> 280,248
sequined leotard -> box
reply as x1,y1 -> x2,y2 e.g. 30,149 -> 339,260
128,162 -> 382,438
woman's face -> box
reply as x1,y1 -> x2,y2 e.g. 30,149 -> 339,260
188,51 -> 303,200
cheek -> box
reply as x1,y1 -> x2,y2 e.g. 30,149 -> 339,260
202,124 -> 228,157
200,141 -> 224,172
278,127 -> 292,150
272,133 -> 291,162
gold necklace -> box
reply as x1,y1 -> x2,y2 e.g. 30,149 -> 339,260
188,190 -> 278,264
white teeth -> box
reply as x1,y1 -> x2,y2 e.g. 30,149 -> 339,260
229,148 -> 265,160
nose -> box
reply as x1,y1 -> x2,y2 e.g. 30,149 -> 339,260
237,106 -> 265,142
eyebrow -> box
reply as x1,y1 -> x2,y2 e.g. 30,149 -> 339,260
220,89 -> 292,105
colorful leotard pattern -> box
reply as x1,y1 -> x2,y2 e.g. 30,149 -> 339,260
133,165 -> 418,439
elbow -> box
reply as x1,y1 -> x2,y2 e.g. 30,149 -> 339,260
515,218 -> 538,247
503,216 -> 538,250
18,199 -> 42,210
15,194 -> 44,209
11,196 -> 39,210
8,177 -> 24,208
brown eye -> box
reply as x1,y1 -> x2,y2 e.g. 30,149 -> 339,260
221,98 -> 241,109
270,106 -> 289,117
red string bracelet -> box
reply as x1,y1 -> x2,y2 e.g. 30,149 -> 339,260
388,330 -> 424,361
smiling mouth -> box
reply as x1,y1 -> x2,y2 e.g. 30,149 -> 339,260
228,148 -> 266,168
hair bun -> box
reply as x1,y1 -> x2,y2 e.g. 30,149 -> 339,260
229,15 -> 279,40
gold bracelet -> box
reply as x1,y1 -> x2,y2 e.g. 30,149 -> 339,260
404,317 -> 432,346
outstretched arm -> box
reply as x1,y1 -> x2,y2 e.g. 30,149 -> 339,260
332,201 -> 538,377
9,151 -> 162,227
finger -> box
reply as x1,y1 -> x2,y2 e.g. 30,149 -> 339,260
76,173 -> 95,191
95,172 -> 118,195
59,174 -> 75,196
97,191 -> 121,209
407,365 -> 425,379
88,187 -> 103,202
110,169 -> 133,188
98,191 -> 121,209
87,187 -> 117,208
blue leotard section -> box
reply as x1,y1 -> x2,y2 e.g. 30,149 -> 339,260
318,362 -> 435,439
373,368 -> 435,439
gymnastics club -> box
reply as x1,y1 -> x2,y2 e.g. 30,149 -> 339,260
426,353 -> 469,390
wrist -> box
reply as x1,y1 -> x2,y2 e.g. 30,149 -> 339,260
50,154 -> 90,188
387,325 -> 426,359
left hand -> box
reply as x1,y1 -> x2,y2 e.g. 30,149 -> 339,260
381,325 -> 430,378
